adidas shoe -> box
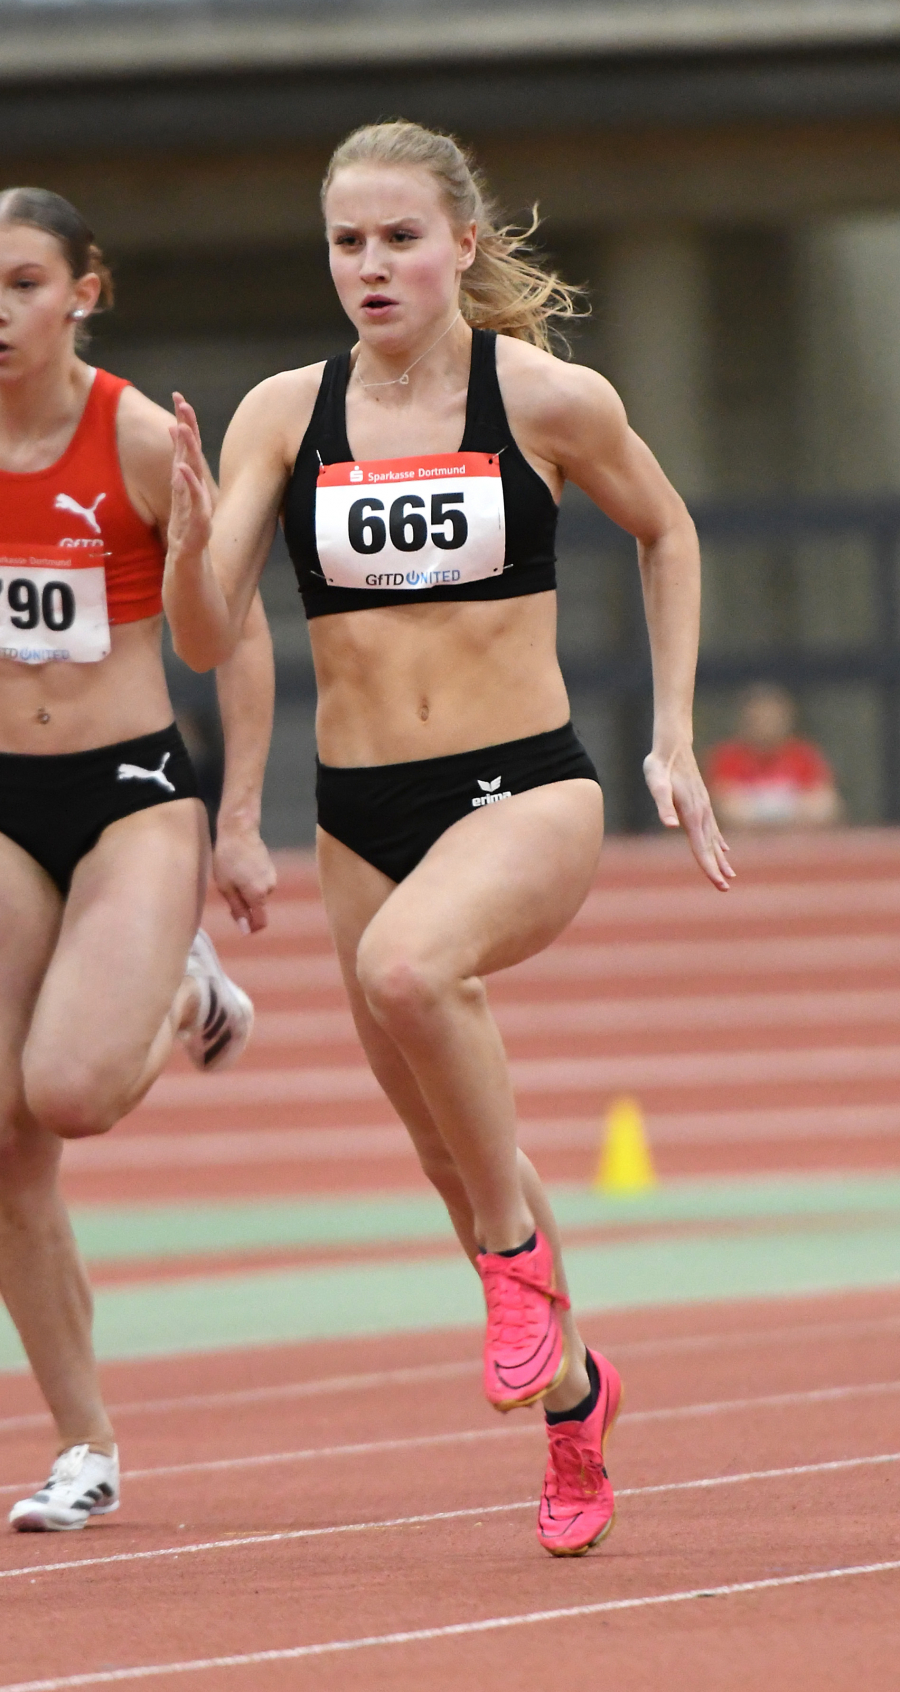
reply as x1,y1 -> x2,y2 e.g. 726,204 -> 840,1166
180,928 -> 254,1071
537,1350 -> 622,1557
477,1229 -> 570,1411
9,1444 -> 119,1533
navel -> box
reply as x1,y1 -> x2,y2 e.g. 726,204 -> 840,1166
36,708 -> 50,725
418,700 -> 430,723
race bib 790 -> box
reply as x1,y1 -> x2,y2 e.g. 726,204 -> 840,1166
315,452 -> 505,591
0,545 -> 110,665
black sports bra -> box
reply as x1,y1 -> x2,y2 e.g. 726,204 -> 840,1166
282,328 -> 558,619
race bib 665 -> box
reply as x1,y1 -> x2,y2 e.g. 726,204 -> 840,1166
0,545 -> 110,665
315,452 -> 505,591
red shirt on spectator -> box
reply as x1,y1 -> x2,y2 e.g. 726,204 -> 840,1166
705,686 -> 841,828
706,738 -> 833,792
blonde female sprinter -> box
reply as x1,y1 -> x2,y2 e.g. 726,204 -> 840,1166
164,122 -> 731,1557
0,187 -> 275,1531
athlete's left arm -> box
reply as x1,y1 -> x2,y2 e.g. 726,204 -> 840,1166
212,592 -> 277,933
506,347 -> 733,891
117,386 -> 276,928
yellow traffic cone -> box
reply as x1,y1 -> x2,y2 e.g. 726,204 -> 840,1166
593,1096 -> 657,1194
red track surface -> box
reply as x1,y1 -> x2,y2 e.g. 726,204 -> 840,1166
0,1292 -> 898,1689
60,828 -> 900,1207
2,829 -> 898,1687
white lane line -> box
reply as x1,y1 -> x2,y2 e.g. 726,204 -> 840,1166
7,1560 -> 900,1692
1,1452 -> 897,1590
2,1383 -> 897,1497
63,1103 -> 900,1170
621,1452 -> 900,1498
611,1311 -> 900,1356
215,931 -> 900,999
497,988 -> 900,1035
4,1314 -> 899,1436
201,878 -> 900,939
0,1425 -> 527,1495
490,933 -> 900,980
141,1039 -> 900,1108
625,1379 -> 900,1423
0,1361 -> 480,1436
247,989 -> 900,1047
63,1124 -> 414,1169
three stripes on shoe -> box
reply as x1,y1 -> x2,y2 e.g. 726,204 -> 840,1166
201,982 -> 233,1067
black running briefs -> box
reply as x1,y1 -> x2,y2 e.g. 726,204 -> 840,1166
316,721 -> 599,883
0,722 -> 200,894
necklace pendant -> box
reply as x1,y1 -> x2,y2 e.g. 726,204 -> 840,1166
399,373 -> 410,385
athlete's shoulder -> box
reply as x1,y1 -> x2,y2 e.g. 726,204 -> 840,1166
494,335 -> 625,442
106,378 -> 177,528
232,363 -> 327,426
224,362 -> 328,467
113,380 -> 175,459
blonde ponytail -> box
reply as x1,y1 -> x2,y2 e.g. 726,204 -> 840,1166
322,122 -> 584,353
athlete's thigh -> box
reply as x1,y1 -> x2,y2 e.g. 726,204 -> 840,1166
317,828 -> 407,1065
317,827 -> 464,1165
0,835 -> 62,1121
317,825 -> 395,969
365,779 -> 604,979
27,799 -> 209,1075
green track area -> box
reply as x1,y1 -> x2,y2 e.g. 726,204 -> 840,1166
0,1173 -> 898,1370
64,1171 -> 900,1262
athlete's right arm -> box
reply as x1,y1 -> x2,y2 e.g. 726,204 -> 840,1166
164,370 -> 319,670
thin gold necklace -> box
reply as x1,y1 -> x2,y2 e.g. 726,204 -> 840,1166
355,310 -> 462,390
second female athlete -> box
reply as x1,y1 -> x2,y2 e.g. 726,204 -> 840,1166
0,188 -> 276,1531
164,122 -> 732,1557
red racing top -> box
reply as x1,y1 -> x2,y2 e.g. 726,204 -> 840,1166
0,368 -> 165,625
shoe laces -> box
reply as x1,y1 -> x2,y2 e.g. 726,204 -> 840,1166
45,1444 -> 90,1489
545,1426 -> 606,1504
480,1256 -> 568,1347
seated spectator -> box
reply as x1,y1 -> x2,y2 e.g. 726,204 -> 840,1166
705,684 -> 842,830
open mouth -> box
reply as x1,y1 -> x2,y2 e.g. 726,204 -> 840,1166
361,296 -> 397,314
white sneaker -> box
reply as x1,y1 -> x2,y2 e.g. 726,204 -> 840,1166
9,1444 -> 119,1532
180,927 -> 254,1071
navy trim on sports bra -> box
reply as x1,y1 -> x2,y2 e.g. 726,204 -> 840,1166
282,328 -> 559,619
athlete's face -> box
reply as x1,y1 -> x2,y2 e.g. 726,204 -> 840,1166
325,165 -> 476,346
0,223 -> 99,380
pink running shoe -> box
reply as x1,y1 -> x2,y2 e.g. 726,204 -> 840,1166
537,1349 -> 622,1557
477,1230 -> 570,1411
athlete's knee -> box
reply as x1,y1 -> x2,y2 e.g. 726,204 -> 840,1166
24,1059 -> 120,1140
356,920 -> 481,1033
356,934 -> 443,1032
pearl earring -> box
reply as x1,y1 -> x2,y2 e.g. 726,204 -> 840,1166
72,309 -> 85,321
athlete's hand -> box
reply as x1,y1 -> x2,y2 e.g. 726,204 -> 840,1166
213,821 -> 277,933
643,742 -> 734,891
168,393 -> 213,560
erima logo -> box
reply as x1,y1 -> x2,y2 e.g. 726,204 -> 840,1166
54,492 -> 106,534
472,775 -> 512,808
349,466 -> 364,483
116,753 -> 175,793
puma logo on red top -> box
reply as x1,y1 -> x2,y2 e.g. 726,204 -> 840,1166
1,369 -> 165,626
54,492 -> 106,534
